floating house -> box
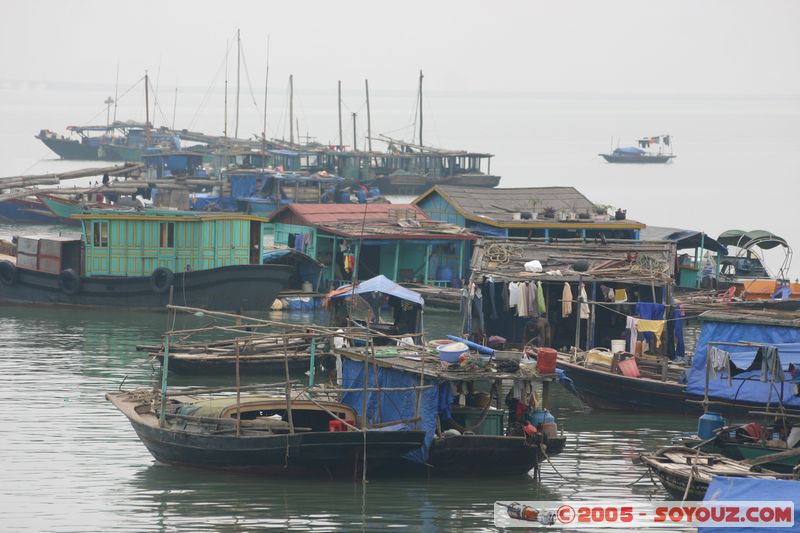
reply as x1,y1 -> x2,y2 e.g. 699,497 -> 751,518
413,185 -> 643,240
465,237 -> 678,352
640,226 -> 727,290
0,210 -> 291,310
266,204 -> 475,290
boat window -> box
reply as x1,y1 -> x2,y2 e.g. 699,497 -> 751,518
159,222 -> 175,248
93,221 -> 109,247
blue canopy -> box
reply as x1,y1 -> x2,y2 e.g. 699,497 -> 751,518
687,319 -> 800,407
614,146 -> 646,156
330,275 -> 424,306
701,477 -> 800,532
340,357 -> 440,464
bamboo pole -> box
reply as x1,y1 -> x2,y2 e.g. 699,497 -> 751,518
283,332 -> 295,434
235,339 -> 241,437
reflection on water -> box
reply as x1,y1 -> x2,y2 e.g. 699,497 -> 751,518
0,302 -> 697,531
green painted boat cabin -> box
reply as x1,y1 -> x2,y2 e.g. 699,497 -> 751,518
72,210 -> 266,276
266,204 -> 475,289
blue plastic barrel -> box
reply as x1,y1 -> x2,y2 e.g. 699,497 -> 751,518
436,265 -> 454,284
356,190 -> 366,204
697,412 -> 725,439
338,191 -> 350,203
529,409 -> 555,426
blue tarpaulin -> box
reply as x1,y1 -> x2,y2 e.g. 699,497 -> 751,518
330,275 -> 424,306
340,356 -> 440,464
614,146 -> 646,155
701,476 -> 800,532
687,320 -> 800,407
229,175 -> 259,199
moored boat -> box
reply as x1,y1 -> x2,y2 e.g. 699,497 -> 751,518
0,210 -> 292,310
600,135 -> 675,163
107,389 -> 426,475
638,446 -> 790,500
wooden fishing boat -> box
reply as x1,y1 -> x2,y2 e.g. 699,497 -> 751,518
336,341 -> 567,476
556,353 -> 695,413
638,446 -> 793,500
682,434 -> 800,474
147,335 -> 315,375
107,389 -> 426,476
0,210 -> 292,310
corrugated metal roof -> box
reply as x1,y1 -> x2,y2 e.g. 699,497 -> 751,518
269,203 -> 428,225
417,185 -> 596,222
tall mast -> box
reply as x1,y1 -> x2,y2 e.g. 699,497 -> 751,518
338,80 -> 343,149
262,36 -> 270,154
352,112 -> 357,152
365,79 -> 372,153
112,62 -> 119,125
234,29 -> 241,139
418,69 -> 423,147
104,96 -> 113,129
289,74 -> 294,145
171,86 -> 178,130
224,43 -> 229,139
144,71 -> 150,148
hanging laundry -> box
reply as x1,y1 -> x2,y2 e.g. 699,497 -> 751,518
536,281 -> 546,315
527,282 -> 538,318
637,319 -> 665,348
635,302 -> 665,320
579,283 -> 589,319
635,302 -> 665,348
614,288 -> 628,302
710,346 -> 732,386
293,233 -> 305,251
562,282 -> 573,318
600,285 -> 615,302
487,278 -> 499,320
761,345 -> 783,383
626,316 -> 639,353
473,286 -> 485,333
343,254 -> 355,274
517,283 -> 528,317
508,282 -> 522,311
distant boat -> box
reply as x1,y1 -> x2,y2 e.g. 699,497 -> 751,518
600,134 -> 675,163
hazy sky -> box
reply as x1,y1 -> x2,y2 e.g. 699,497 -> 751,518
2,0 -> 799,96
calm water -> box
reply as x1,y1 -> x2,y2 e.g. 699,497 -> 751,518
0,300 -> 698,532
3,89 -> 797,530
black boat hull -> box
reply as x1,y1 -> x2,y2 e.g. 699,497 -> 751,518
557,360 -> 696,414
0,264 -> 292,311
426,435 -> 542,475
130,417 -> 426,476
